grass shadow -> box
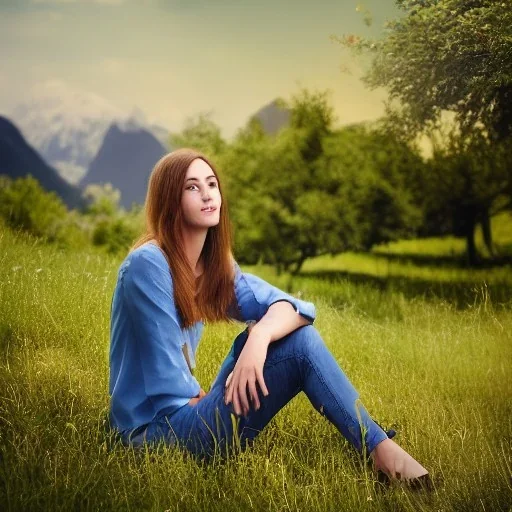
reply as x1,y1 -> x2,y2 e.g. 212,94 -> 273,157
298,269 -> 512,310
370,251 -> 512,270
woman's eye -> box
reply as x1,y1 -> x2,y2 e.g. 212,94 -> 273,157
186,182 -> 217,191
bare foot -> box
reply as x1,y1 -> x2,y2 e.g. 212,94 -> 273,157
370,438 -> 429,481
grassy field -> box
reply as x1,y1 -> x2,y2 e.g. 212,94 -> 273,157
0,219 -> 511,511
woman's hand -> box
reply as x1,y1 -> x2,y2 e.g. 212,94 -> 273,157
188,387 -> 207,407
224,328 -> 270,416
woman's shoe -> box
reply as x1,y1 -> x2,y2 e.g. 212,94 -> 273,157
376,470 -> 433,491
403,473 -> 433,491
371,438 -> 430,487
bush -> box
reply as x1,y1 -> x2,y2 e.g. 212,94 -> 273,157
0,175 -> 69,240
92,218 -> 138,254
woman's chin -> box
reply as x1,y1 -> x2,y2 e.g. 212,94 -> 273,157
197,219 -> 220,230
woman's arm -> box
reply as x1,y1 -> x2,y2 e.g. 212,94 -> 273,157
224,300 -> 311,416
249,299 -> 312,342
224,263 -> 316,417
121,248 -> 202,403
230,260 -> 316,325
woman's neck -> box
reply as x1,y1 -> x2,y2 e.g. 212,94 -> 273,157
181,227 -> 208,277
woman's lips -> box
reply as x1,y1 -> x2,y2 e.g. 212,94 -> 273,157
201,206 -> 217,214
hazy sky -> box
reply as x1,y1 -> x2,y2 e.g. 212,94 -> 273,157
0,0 -> 401,137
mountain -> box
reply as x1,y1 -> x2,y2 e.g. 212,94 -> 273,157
251,99 -> 290,135
80,123 -> 167,209
9,80 -> 170,184
0,116 -> 84,208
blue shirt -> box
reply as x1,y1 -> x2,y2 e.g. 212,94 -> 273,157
109,243 -> 316,434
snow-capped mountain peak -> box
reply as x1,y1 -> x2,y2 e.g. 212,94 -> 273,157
7,80 -> 169,184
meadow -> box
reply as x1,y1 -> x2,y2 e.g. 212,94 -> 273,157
0,215 -> 511,511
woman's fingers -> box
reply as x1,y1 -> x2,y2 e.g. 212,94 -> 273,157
232,380 -> 242,416
225,366 -> 268,416
225,371 -> 233,389
256,367 -> 269,397
247,378 -> 260,410
224,373 -> 234,406
238,374 -> 251,415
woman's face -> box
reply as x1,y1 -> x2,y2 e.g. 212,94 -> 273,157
181,158 -> 222,230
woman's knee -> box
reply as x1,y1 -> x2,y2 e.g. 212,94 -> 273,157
285,324 -> 325,357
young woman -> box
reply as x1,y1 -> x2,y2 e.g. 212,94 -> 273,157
109,148 -> 430,485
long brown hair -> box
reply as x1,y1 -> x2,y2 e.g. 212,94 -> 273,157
132,148 -> 235,328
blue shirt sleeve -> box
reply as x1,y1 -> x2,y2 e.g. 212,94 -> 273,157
231,261 -> 316,323
121,248 -> 201,402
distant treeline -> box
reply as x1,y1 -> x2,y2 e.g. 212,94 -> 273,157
1,89 -> 510,270
170,90 -> 511,271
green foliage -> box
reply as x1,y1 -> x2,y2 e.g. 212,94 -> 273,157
340,1 -> 512,264
0,176 -> 142,255
83,183 -> 121,217
361,0 -> 512,141
92,217 -> 139,254
318,125 -> 424,251
83,183 -> 143,255
224,90 -> 425,273
418,128 -> 512,262
170,112 -> 227,156
224,90 -> 341,272
0,175 -> 69,240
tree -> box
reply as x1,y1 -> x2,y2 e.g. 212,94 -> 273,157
225,90 -> 424,274
83,183 -> 121,218
170,113 -> 227,157
92,217 -> 138,254
317,124 -> 424,251
225,90 -> 340,274
422,128 -> 511,262
358,0 -> 512,141
342,0 -> 512,264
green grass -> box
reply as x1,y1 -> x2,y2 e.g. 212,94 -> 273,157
0,225 -> 511,511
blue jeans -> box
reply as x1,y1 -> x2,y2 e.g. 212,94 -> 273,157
131,325 -> 389,459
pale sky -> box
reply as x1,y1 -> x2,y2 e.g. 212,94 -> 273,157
0,0 -> 401,138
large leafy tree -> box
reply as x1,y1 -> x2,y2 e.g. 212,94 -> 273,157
224,90 -> 424,273
224,90 -> 344,274
422,129 -> 511,261
361,0 -> 512,141
317,124 -> 424,252
345,0 -> 512,263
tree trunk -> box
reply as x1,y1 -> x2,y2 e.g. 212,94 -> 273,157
465,210 -> 479,266
480,209 -> 495,258
291,256 -> 306,276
